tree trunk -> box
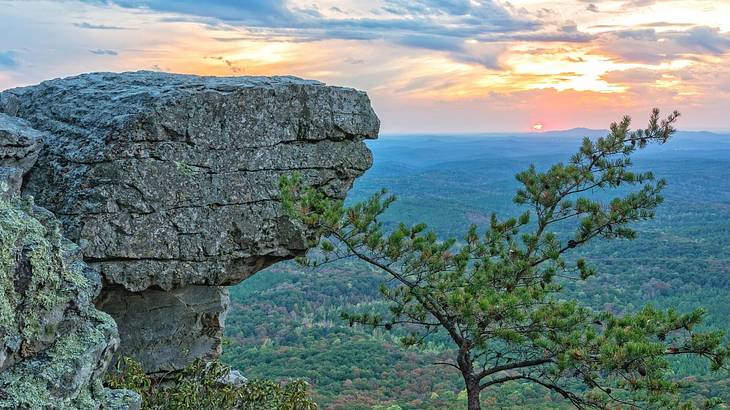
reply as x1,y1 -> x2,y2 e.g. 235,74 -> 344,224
465,377 -> 481,410
457,343 -> 480,410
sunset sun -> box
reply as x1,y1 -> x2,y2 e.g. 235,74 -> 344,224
532,122 -> 544,131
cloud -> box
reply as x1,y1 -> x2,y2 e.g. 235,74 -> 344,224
578,0 -> 655,7
601,68 -> 664,84
81,0 -> 728,75
622,0 -> 656,6
395,74 -> 462,94
74,22 -> 130,30
0,51 -> 19,70
676,26 -> 730,54
89,49 -> 118,55
344,57 -> 365,65
612,29 -> 657,41
205,55 -> 243,73
590,22 -> 696,30
84,0 -> 538,46
382,0 -> 495,17
453,52 -> 502,70
596,26 -> 730,64
486,30 -> 594,43
294,6 -> 322,18
397,34 -> 465,52
81,0 -> 299,26
81,0 -> 556,71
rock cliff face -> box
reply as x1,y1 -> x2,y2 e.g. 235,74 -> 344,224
0,114 -> 139,409
0,71 -> 378,375
0,114 -> 42,198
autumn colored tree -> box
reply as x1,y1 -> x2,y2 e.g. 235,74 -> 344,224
281,109 -> 729,410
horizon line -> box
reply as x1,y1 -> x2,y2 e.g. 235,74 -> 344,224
379,128 -> 730,137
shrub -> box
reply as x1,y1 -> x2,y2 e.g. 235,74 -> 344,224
106,357 -> 317,410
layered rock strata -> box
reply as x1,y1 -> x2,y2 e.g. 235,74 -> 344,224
1,71 -> 379,374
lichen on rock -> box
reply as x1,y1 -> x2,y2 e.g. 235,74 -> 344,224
1,71 -> 379,374
7,71 -> 379,291
0,197 -> 140,409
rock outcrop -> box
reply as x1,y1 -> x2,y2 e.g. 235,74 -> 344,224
0,116 -> 139,409
1,71 -> 379,374
98,286 -> 229,373
0,113 -> 43,198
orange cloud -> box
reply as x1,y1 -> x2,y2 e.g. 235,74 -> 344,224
0,0 -> 728,132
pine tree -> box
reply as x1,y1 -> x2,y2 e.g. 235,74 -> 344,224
281,109 -> 729,410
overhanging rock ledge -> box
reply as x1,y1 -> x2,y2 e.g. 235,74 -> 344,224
1,71 -> 379,374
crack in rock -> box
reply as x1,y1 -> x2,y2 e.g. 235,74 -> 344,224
2,71 -> 379,374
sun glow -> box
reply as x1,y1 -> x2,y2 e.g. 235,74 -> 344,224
1,0 -> 728,132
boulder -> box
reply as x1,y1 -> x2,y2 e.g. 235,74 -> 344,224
1,71 -> 379,373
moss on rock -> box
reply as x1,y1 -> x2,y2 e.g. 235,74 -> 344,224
0,196 -> 139,409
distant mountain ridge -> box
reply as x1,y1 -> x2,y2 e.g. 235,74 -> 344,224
536,127 -> 606,137
382,128 -> 728,139
538,128 -> 728,139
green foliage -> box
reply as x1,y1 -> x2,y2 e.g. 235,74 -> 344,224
280,110 -> 730,409
105,357 -> 317,410
222,128 -> 730,409
222,263 -> 473,409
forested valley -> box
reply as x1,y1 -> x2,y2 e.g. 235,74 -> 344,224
224,131 -> 730,409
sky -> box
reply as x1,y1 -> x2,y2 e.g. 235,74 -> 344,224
1,0 -> 729,133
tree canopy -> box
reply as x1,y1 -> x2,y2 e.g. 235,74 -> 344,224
281,109 -> 729,410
